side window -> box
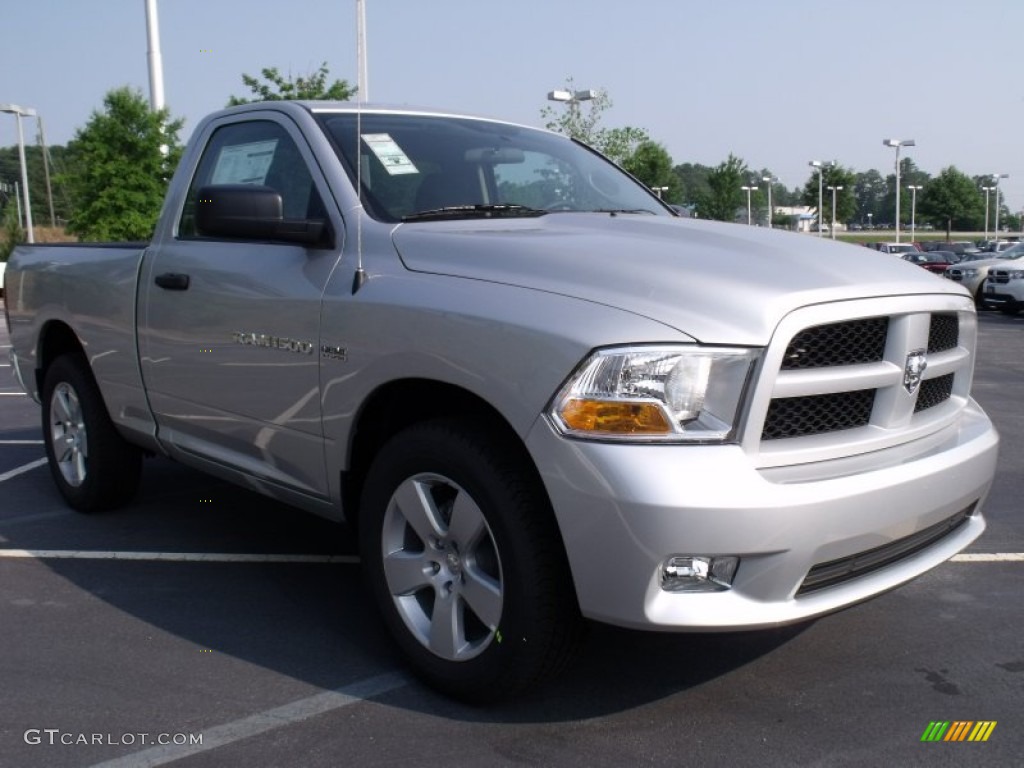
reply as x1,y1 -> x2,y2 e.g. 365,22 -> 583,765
178,120 -> 325,238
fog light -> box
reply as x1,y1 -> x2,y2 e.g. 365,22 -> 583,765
661,556 -> 739,592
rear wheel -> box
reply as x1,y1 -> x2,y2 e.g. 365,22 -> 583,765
42,355 -> 142,512
360,419 -> 580,702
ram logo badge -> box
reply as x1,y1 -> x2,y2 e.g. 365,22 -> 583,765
904,349 -> 927,395
232,331 -> 314,355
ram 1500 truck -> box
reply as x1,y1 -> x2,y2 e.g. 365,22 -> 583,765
4,102 -> 1000,702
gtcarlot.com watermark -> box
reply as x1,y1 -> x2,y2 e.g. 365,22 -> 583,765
24,729 -> 202,747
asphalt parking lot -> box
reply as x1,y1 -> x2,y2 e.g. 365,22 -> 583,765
1,302 -> 1021,767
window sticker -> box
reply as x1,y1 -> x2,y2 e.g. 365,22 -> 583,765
211,139 -> 279,184
362,133 -> 419,175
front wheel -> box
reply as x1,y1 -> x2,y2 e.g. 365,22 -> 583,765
359,420 -> 580,702
42,355 -> 142,512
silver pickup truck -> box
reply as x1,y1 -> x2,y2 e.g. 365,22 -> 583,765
3,102 -> 999,701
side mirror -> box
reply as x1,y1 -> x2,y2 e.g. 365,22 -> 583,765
195,184 -> 328,246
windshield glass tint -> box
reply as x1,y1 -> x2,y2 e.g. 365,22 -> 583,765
316,112 -> 668,222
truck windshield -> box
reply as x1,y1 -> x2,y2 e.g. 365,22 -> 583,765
315,111 -> 670,223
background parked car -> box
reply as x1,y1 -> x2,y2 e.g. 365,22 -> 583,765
901,251 -> 956,274
945,243 -> 1024,307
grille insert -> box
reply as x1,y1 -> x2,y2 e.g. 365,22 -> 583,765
797,505 -> 975,595
927,314 -> 959,353
762,389 -> 875,440
915,373 -> 954,412
781,318 -> 888,370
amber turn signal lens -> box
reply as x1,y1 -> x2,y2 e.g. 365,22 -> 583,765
560,399 -> 671,435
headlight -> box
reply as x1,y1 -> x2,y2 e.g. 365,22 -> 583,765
960,268 -> 979,278
549,346 -> 759,443
1008,270 -> 1024,280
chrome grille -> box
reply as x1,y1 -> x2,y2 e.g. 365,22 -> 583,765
753,299 -> 975,464
781,318 -> 888,370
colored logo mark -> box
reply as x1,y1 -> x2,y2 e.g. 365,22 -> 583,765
921,721 -> 997,742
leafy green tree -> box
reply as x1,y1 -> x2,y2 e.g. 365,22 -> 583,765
1,201 -> 25,261
919,167 -> 985,239
802,163 -> 857,228
0,144 -> 73,226
540,77 -> 650,164
852,169 -> 885,226
672,162 -> 712,206
60,87 -> 183,241
696,154 -> 748,222
621,141 -> 679,201
227,62 -> 355,105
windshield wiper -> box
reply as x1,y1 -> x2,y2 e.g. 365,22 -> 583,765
588,208 -> 658,215
402,204 -> 546,222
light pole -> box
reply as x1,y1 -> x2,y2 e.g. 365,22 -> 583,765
827,185 -> 843,239
809,160 -> 825,236
867,212 -> 873,230
907,185 -> 923,242
762,175 -> 777,228
981,185 -> 993,242
740,184 -> 758,225
883,139 -> 915,243
0,103 -> 36,243
991,173 -> 1009,239
651,186 -> 668,199
547,88 -> 597,134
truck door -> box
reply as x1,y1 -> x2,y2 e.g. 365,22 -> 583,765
138,115 -> 342,503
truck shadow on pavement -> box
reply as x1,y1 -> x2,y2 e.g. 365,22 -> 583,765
8,455 -> 809,722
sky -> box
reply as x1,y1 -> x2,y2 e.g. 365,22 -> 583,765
2,0 -> 1023,211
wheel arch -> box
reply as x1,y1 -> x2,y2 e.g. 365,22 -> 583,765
342,378 -> 554,534
34,320 -> 88,395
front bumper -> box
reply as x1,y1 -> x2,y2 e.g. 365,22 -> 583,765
526,399 -> 998,630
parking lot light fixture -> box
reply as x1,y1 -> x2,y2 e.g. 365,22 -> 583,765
991,174 -> 1009,239
809,161 -> 825,236
740,184 -> 758,225
651,186 -> 668,199
0,103 -> 37,243
827,185 -> 843,240
981,186 -> 994,241
907,185 -> 924,242
762,175 -> 778,228
883,139 -> 915,243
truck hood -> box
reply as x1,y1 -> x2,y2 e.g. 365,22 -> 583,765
391,214 -> 969,345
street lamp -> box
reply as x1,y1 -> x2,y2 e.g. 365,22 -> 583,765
651,186 -> 668,199
0,103 -> 37,243
867,212 -> 873,230
981,185 -> 994,242
827,185 -> 843,240
762,175 -> 778,229
809,161 -> 825,237
883,139 -> 915,243
740,184 -> 758,225
907,185 -> 923,242
991,173 -> 1009,240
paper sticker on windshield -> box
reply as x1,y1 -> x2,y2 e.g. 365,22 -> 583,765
362,133 -> 419,175
211,139 -> 278,185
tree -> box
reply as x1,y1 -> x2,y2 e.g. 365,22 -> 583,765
919,167 -> 984,239
852,169 -> 886,226
695,154 -> 748,222
621,141 -> 679,201
60,87 -> 183,241
227,62 -> 355,105
1,200 -> 24,262
0,144 -> 73,227
540,77 -> 650,165
802,163 -> 857,228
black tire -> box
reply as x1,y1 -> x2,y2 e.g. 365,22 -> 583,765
41,354 -> 142,512
359,419 -> 581,703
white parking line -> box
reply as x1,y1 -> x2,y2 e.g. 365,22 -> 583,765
951,553 -> 1024,562
0,392 -> 27,396
88,670 -> 410,768
0,440 -> 44,445
0,458 -> 48,483
0,549 -> 359,563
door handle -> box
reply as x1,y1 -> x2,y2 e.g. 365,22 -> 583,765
155,273 -> 190,290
